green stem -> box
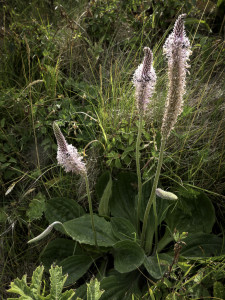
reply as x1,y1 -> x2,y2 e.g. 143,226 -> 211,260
84,173 -> 98,247
136,114 -> 143,233
141,137 -> 166,250
156,228 -> 173,253
152,194 -> 158,254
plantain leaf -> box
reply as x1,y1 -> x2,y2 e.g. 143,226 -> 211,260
144,253 -> 173,279
100,271 -> 141,300
110,173 -> 137,226
97,171 -> 112,216
40,238 -> 81,269
59,255 -> 94,285
180,233 -> 225,258
45,197 -> 85,233
111,217 -> 137,241
63,214 -> 117,247
113,240 -> 145,273
165,188 -> 215,234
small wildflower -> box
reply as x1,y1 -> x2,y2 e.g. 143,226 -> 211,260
161,14 -> 192,138
133,47 -> 157,114
53,122 -> 86,175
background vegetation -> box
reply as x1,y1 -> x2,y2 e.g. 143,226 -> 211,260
0,0 -> 224,299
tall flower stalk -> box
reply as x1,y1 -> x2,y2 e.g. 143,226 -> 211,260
141,14 -> 191,252
53,122 -> 97,246
133,47 -> 156,232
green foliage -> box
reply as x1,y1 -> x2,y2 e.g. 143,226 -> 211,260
144,254 -> 173,280
26,193 -> 46,222
1,1 -> 225,299
96,172 -> 112,216
45,197 -> 85,233
63,214 -> 117,247
213,281 -> 225,299
87,278 -> 104,300
7,264 -> 104,300
165,188 -> 215,234
113,240 -> 145,273
7,265 -> 75,300
37,173 -> 224,299
59,255 -> 94,286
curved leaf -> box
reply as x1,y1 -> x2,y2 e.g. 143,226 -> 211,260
144,253 -> 173,279
111,217 -> 137,241
45,197 -> 85,222
100,271 -> 141,300
40,238 -> 81,269
165,188 -> 215,234
110,173 -> 137,225
181,233 -> 225,258
63,214 -> 117,247
45,197 -> 85,233
96,171 -> 112,216
59,255 -> 94,285
113,240 -> 145,273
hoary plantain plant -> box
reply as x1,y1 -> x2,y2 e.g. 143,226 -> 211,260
27,15 -> 225,299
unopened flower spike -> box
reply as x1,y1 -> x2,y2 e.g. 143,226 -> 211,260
161,14 -> 192,139
133,47 -> 157,114
53,122 -> 86,175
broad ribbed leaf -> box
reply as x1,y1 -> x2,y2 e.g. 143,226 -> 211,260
100,271 -> 141,300
111,217 -> 137,241
110,173 -> 137,225
45,197 -> 85,233
40,238 -> 81,269
144,254 -> 173,279
45,197 -> 85,223
165,188 -> 215,234
97,172 -> 112,216
60,255 -> 93,285
63,214 -> 117,247
113,240 -> 145,273
181,233 -> 224,257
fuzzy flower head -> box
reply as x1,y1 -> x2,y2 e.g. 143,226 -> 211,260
161,14 -> 192,139
53,122 -> 86,175
133,47 -> 157,114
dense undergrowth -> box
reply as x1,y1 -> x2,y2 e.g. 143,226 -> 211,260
0,0 -> 225,299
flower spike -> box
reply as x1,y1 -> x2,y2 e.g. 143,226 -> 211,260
161,14 -> 192,139
53,122 -> 86,175
133,47 -> 157,114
